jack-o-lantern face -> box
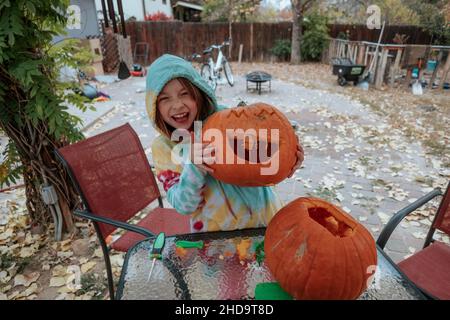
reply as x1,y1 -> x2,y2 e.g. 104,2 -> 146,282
202,103 -> 299,186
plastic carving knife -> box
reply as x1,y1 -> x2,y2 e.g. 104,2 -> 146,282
147,232 -> 165,282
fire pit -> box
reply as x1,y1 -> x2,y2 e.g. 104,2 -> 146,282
246,71 -> 272,95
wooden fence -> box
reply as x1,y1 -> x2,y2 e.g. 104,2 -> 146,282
323,38 -> 450,90
127,21 -> 292,65
126,22 -> 431,65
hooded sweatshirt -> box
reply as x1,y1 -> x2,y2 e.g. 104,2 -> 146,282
146,54 -> 282,232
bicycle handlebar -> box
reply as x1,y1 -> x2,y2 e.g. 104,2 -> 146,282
207,39 -> 231,51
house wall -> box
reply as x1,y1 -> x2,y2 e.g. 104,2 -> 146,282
95,0 -> 173,21
53,0 -> 100,43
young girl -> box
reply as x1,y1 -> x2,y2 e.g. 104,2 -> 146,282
146,54 -> 303,233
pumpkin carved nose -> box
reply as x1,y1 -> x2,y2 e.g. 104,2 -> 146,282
230,136 -> 279,164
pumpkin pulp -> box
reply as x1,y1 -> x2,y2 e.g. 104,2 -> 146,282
308,207 -> 355,237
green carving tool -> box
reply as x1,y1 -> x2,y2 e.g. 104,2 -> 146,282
147,232 -> 165,282
175,240 -> 204,249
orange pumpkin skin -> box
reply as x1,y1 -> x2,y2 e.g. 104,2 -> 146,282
265,197 -> 377,300
202,103 -> 299,186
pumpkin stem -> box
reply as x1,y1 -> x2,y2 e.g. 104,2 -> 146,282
237,100 -> 247,107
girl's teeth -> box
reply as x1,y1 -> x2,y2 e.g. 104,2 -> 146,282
173,113 -> 188,119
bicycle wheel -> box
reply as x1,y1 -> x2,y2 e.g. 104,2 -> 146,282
223,60 -> 234,86
201,64 -> 217,91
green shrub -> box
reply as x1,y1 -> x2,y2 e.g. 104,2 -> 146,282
301,12 -> 330,61
270,39 -> 291,61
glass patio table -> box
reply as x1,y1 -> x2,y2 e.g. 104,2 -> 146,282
116,228 -> 426,300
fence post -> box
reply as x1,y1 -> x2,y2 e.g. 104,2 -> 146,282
440,51 -> 450,91
229,21 -> 232,58
375,47 -> 388,89
357,42 -> 365,64
250,23 -> 254,62
389,48 -> 403,87
238,44 -> 243,64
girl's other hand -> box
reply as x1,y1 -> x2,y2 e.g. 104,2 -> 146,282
288,136 -> 304,178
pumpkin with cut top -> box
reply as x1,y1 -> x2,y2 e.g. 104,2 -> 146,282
202,102 -> 300,186
264,197 -> 377,300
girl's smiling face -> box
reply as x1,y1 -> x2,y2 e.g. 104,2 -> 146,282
157,79 -> 198,131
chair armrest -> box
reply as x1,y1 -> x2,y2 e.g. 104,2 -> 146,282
74,209 -> 154,238
376,188 -> 442,249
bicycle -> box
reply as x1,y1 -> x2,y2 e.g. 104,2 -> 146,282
200,39 -> 234,91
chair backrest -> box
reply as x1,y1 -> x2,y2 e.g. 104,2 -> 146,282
58,123 -> 161,238
433,181 -> 450,236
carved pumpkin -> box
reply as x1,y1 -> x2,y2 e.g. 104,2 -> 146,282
264,197 -> 377,300
202,102 -> 299,186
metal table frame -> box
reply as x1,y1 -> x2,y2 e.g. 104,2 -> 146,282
116,228 -> 427,300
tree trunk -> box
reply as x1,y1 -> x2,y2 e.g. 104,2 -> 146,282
290,0 -> 310,64
291,7 -> 301,64
290,0 -> 302,64
1,118 -> 78,234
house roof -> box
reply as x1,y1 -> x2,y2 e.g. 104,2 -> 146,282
171,1 -> 204,11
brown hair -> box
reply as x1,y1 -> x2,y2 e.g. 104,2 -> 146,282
155,77 -> 214,137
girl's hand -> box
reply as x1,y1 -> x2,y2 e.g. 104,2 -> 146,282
191,141 -> 215,174
288,136 -> 304,178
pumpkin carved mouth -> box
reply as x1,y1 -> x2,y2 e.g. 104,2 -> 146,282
308,207 -> 354,237
229,136 -> 279,164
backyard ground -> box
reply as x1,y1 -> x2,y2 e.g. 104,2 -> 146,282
0,61 -> 449,300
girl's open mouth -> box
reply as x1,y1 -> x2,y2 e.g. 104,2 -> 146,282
172,112 -> 189,123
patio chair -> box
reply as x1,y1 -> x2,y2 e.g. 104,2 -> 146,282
377,181 -> 450,300
55,123 -> 190,299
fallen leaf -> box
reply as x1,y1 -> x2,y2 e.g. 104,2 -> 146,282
59,239 -> 72,252
92,248 -> 103,258
81,261 -> 96,273
377,211 -> 391,224
13,272 -> 40,287
0,293 -> 7,300
0,229 -> 13,241
110,254 -> 124,267
19,246 -> 37,258
0,271 -> 10,284
57,251 -> 73,259
52,265 -> 67,277
49,276 -> 66,287
17,283 -> 38,298
7,291 -> 20,300
1,285 -> 11,293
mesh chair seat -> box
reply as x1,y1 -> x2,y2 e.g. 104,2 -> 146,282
398,241 -> 450,300
111,208 -> 191,252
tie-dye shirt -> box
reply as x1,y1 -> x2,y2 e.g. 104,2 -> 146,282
146,54 -> 282,232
